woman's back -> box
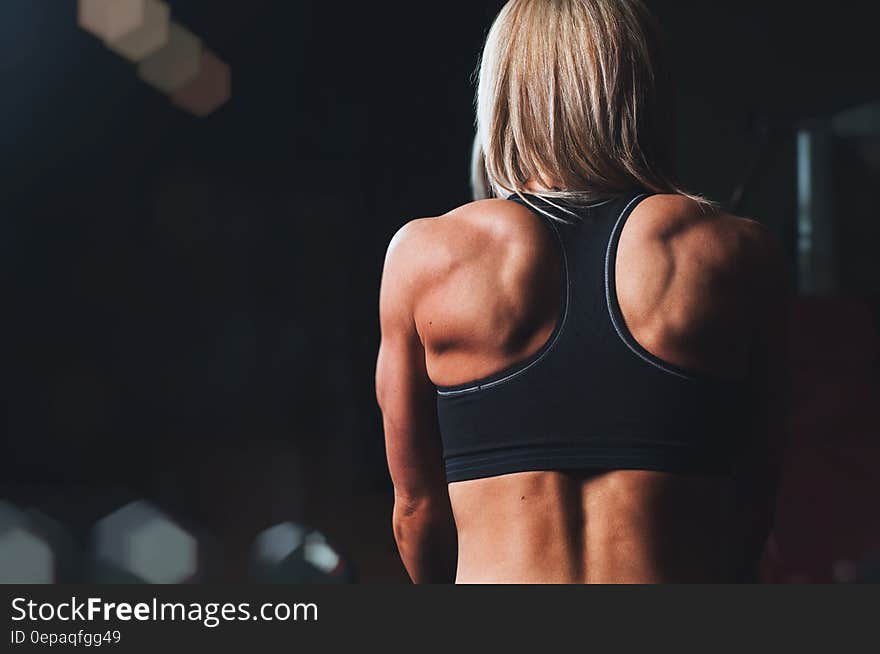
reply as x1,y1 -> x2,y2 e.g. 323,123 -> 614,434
378,194 -> 785,583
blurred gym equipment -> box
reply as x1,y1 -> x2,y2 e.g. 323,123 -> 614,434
0,501 -> 80,583
250,521 -> 355,584
796,100 -> 880,294
89,500 -> 204,583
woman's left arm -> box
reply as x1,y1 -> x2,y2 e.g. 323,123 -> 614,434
375,221 -> 457,583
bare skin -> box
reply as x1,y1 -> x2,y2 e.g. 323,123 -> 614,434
375,192 -> 788,584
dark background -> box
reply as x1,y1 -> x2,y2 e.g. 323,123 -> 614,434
3,1 -> 879,582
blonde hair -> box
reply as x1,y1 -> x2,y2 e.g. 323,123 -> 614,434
471,133 -> 493,200
477,0 -> 709,213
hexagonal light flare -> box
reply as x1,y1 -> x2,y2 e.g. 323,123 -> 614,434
78,0 -> 146,42
250,523 -> 350,583
0,501 -> 55,584
303,532 -> 341,574
94,501 -> 198,584
104,0 -> 171,63
171,49 -> 231,117
0,527 -> 54,583
128,518 -> 197,584
137,22 -> 203,95
253,522 -> 306,566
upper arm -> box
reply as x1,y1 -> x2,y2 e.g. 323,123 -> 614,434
375,220 -> 448,498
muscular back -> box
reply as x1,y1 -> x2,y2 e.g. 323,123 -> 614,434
377,194 -> 787,583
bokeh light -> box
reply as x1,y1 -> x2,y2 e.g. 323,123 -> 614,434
78,0 -> 146,43
92,500 -> 199,584
302,531 -> 341,574
137,21 -> 202,94
104,0 -> 170,63
250,522 -> 352,583
171,49 -> 231,117
0,501 -> 54,583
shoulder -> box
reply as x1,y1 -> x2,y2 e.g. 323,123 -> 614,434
381,199 -> 547,294
624,194 -> 784,293
615,194 -> 787,377
387,199 -> 544,251
380,198 -> 555,335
